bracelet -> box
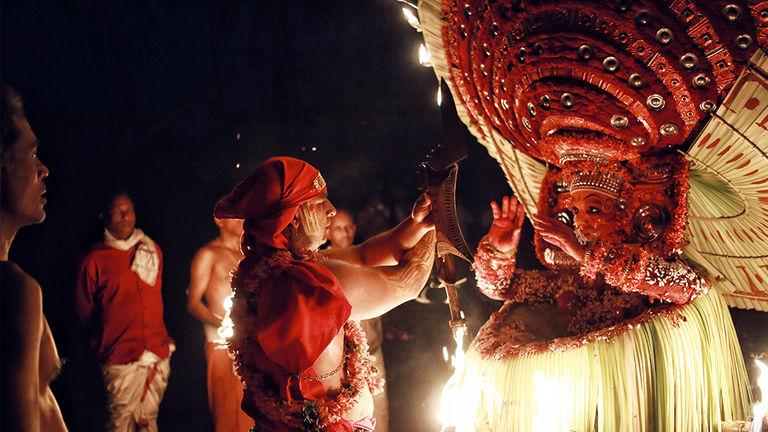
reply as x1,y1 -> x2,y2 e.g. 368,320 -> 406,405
481,240 -> 516,259
473,239 -> 516,298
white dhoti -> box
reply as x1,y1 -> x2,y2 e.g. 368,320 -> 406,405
101,350 -> 171,432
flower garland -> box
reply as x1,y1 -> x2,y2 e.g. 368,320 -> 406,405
472,270 -> 651,360
228,250 -> 384,431
472,237 -> 517,300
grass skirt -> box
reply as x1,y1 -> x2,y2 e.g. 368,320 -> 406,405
450,289 -> 751,431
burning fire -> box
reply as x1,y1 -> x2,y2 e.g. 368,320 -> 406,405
215,293 -> 235,344
437,325 -> 473,431
752,359 -> 767,432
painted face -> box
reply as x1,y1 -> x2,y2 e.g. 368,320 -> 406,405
0,115 -> 49,227
570,189 -> 619,242
292,193 -> 337,251
217,218 -> 244,238
105,195 -> 137,240
328,211 -> 356,248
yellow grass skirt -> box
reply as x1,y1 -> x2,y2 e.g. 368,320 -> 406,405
450,289 -> 751,431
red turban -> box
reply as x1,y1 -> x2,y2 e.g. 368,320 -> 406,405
216,156 -> 351,392
214,156 -> 328,251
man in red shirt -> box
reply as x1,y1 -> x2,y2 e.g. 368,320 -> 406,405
74,193 -> 174,432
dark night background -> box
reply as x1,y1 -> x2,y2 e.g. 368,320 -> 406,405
2,1 -> 766,431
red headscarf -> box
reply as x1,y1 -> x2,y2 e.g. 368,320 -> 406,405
215,156 -> 328,251
215,157 -> 351,385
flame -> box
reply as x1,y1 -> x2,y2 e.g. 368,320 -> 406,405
437,326 -> 475,431
215,293 -> 235,343
419,44 -> 433,67
752,359 -> 767,432
437,86 -> 443,107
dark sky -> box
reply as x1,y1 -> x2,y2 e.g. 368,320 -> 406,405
3,1 -> 510,430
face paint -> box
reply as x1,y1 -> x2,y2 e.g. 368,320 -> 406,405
289,197 -> 335,252
296,202 -> 326,242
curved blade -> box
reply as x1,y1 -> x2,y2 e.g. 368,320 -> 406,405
421,162 -> 472,262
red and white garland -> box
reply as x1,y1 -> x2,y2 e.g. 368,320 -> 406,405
472,237 -> 517,300
228,250 -> 384,431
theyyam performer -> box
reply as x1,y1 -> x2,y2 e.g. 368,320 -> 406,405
411,0 -> 768,430
214,156 -> 435,431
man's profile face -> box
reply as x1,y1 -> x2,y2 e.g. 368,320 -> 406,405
0,115 -> 49,226
570,189 -> 619,242
293,193 -> 337,251
105,195 -> 136,240
328,211 -> 356,248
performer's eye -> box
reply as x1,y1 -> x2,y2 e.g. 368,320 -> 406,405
588,206 -> 601,215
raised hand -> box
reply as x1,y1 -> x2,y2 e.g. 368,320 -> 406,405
486,195 -> 526,255
531,214 -> 586,263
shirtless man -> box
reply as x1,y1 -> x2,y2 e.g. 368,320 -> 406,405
187,217 -> 253,431
0,84 -> 68,432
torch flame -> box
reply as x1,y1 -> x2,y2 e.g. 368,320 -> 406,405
437,326 -> 475,431
751,359 -> 767,432
215,293 -> 235,344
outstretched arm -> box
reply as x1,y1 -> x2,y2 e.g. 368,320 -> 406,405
186,248 -> 223,327
324,230 -> 436,320
321,193 -> 434,267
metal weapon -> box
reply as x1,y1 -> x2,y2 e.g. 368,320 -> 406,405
419,78 -> 472,338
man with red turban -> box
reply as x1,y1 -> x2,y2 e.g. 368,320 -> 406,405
215,156 -> 435,431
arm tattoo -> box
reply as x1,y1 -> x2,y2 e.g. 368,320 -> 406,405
380,231 -> 435,295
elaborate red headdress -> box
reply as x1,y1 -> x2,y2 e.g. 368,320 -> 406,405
437,0 -> 766,165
